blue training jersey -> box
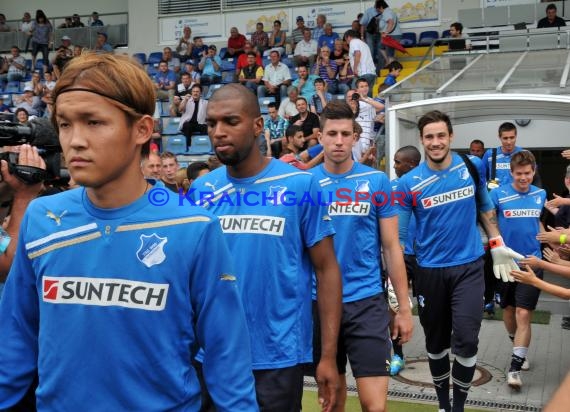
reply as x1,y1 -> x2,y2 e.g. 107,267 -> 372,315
392,177 -> 416,256
481,146 -> 524,186
311,162 -> 396,303
0,188 -> 257,411
190,159 -> 335,369
490,184 -> 545,258
397,153 -> 487,267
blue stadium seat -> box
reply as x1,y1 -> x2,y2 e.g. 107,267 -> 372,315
400,32 -> 417,47
442,30 -> 451,39
188,135 -> 212,155
258,96 -> 275,114
25,59 -> 32,71
159,101 -> 170,116
204,84 -> 223,100
221,71 -> 236,84
418,31 -> 439,46
164,134 -> 187,154
132,53 -> 147,65
289,67 -> 299,81
5,82 -> 20,94
162,117 -> 182,135
281,56 -> 294,68
219,47 -> 228,59
148,52 -> 163,65
221,59 -> 236,71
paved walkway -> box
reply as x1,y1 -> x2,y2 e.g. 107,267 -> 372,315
307,272 -> 570,411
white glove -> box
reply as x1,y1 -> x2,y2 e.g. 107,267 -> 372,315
489,236 -> 524,282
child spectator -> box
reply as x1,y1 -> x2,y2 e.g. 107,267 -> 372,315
383,60 -> 403,88
310,78 -> 332,115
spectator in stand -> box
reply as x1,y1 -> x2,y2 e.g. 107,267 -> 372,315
332,38 -> 346,65
58,17 -> 73,29
378,1 -> 403,67
312,14 -> 327,41
162,46 -> 181,74
538,4 -> 566,28
14,86 -> 42,116
310,78 -> 332,115
0,46 -> 26,84
290,96 -> 320,146
344,30 -> 376,93
352,20 -> 362,33
225,27 -> 247,59
360,1 -> 383,70
179,84 -> 208,148
198,45 -> 222,85
52,36 -> 73,79
90,12 -> 104,27
258,49 -> 291,105
141,152 -> 162,181
181,60 -> 200,84
383,60 -> 403,87
266,20 -> 286,57
292,64 -> 318,101
238,51 -> 264,95
160,152 -> 180,192
250,22 -> 269,55
0,14 -> 11,32
0,97 -> 10,112
186,162 -> 210,186
20,12 -> 33,53
294,28 -> 318,68
313,46 -> 341,94
190,37 -> 208,63
171,71 -> 197,116
15,108 -> 30,124
235,41 -> 262,77
291,16 -> 309,48
278,85 -> 299,120
448,22 -> 472,51
30,10 -> 53,71
154,60 -> 176,102
94,32 -> 113,53
25,71 -> 43,97
318,23 -> 340,53
73,45 -> 83,57
71,14 -> 84,28
264,102 -> 289,157
176,26 -> 193,60
337,54 -> 354,96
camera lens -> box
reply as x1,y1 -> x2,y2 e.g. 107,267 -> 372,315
352,93 -> 360,100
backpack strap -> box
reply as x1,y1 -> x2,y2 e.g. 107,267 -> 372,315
490,147 -> 497,182
459,153 -> 480,199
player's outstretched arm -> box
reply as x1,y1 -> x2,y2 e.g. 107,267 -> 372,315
309,236 -> 342,412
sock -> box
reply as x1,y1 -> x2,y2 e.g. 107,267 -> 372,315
392,339 -> 403,358
510,347 -> 528,372
428,352 -> 450,411
451,358 -> 476,412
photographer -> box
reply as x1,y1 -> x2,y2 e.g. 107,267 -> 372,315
0,144 -> 46,298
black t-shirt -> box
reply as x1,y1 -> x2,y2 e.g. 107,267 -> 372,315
290,112 -> 320,138
537,16 -> 566,28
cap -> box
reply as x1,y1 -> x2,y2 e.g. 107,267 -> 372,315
185,59 -> 195,65
296,16 -> 304,22
97,32 -> 108,40
23,85 -> 34,92
62,35 -> 71,41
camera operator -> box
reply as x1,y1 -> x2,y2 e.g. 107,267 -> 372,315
0,144 -> 46,298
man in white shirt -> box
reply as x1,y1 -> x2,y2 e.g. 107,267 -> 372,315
343,30 -> 377,94
257,50 -> 291,106
294,28 -> 318,68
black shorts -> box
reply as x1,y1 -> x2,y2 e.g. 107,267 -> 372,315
404,254 -> 417,296
498,269 -> 543,311
312,293 -> 391,378
415,258 -> 484,358
253,364 -> 304,412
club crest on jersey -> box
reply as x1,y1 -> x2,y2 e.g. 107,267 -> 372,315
535,196 -> 542,204
268,185 -> 287,205
136,233 -> 168,268
355,180 -> 370,193
46,210 -> 67,226
459,167 -> 470,181
417,295 -> 425,308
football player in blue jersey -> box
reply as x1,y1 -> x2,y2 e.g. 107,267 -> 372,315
191,84 -> 342,412
310,100 -> 413,411
0,53 -> 257,411
396,110 -> 523,412
482,122 -> 524,189
489,150 -> 546,391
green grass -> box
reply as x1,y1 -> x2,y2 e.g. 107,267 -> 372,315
302,390 -> 488,411
411,306 -> 551,325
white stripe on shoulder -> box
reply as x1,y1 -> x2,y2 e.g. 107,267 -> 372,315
319,177 -> 331,184
498,194 -> 520,204
26,223 -> 99,250
255,171 -> 311,184
411,174 -> 439,192
346,170 -> 382,179
213,183 -> 234,197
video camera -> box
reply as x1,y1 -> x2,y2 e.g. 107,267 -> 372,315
0,117 -> 62,185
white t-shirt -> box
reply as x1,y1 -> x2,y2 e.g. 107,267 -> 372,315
349,38 -> 376,77
294,39 -> 318,57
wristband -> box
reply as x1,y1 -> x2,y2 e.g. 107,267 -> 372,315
489,236 -> 504,248
561,234 -> 568,245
